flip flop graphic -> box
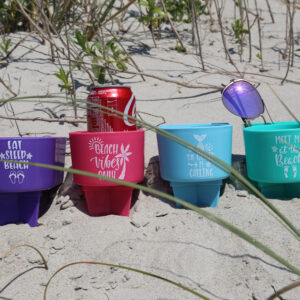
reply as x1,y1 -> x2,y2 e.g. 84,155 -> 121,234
292,165 -> 297,178
17,170 -> 25,184
9,171 -> 17,184
284,166 -> 289,178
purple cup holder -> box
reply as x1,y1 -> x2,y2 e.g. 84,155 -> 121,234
0,137 -> 66,226
0,191 -> 41,227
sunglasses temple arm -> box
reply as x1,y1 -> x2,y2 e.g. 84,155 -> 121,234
242,117 -> 252,127
261,97 -> 274,124
261,115 -> 268,125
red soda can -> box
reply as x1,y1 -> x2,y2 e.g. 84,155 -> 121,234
87,86 -> 137,132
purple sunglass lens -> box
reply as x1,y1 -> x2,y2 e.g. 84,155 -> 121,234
222,80 -> 264,119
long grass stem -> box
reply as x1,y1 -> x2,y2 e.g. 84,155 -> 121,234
0,244 -> 48,270
1,158 -> 299,276
43,261 -> 211,300
1,95 -> 300,240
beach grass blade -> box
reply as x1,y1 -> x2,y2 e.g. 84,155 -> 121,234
267,279 -> 300,300
43,261 -> 211,300
0,244 -> 48,270
1,95 -> 299,240
0,158 -> 299,277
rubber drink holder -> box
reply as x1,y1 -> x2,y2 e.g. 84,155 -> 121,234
0,137 -> 66,226
69,130 -> 144,216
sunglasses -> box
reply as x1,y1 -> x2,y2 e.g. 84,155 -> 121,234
221,79 -> 272,127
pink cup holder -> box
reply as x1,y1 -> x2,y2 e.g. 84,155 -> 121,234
82,186 -> 133,216
69,130 -> 144,216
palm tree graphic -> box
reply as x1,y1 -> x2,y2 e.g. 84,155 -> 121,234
115,144 -> 132,179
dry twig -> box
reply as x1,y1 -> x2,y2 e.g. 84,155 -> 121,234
104,26 -> 146,81
265,0 -> 275,23
191,0 -> 205,70
160,0 -> 186,51
254,1 -> 265,71
267,280 -> 300,300
0,78 -> 17,97
243,0 -> 252,62
233,0 -> 264,20
281,0 -> 296,84
0,114 -> 86,124
267,83 -> 300,125
213,0 -> 241,76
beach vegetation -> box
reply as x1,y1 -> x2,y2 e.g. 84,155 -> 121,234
0,1 -> 300,298
139,0 -> 167,45
231,19 -> 249,44
0,35 -> 11,55
71,29 -> 129,84
174,44 -> 187,52
165,0 -> 207,23
54,67 -> 73,93
0,0 -> 31,32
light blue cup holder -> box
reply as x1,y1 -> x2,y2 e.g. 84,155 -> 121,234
171,180 -> 223,208
157,123 -> 232,207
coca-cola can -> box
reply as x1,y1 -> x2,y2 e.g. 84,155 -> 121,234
87,86 -> 137,132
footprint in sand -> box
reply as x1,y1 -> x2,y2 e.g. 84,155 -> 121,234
9,171 -> 17,184
17,171 -> 25,184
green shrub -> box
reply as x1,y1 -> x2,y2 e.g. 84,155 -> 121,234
165,0 -> 206,23
71,30 -> 129,84
0,35 -> 12,55
139,0 -> 167,29
0,0 -> 32,33
231,19 -> 249,44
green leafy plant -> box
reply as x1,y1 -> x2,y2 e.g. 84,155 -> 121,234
0,36 -> 12,55
139,0 -> 167,44
54,67 -> 72,93
139,0 -> 166,28
71,30 -> 129,84
0,0 -> 81,34
256,52 -> 262,59
165,0 -> 206,23
174,44 -> 187,52
231,19 -> 249,44
0,0 -> 32,33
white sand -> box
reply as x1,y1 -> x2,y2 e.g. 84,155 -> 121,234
0,1 -> 300,299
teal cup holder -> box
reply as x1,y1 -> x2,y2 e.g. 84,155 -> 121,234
243,121 -> 300,198
157,123 -> 232,207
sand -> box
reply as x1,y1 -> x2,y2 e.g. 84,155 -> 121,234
0,1 -> 300,299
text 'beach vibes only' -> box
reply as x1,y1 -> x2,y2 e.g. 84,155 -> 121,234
88,137 -> 132,180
